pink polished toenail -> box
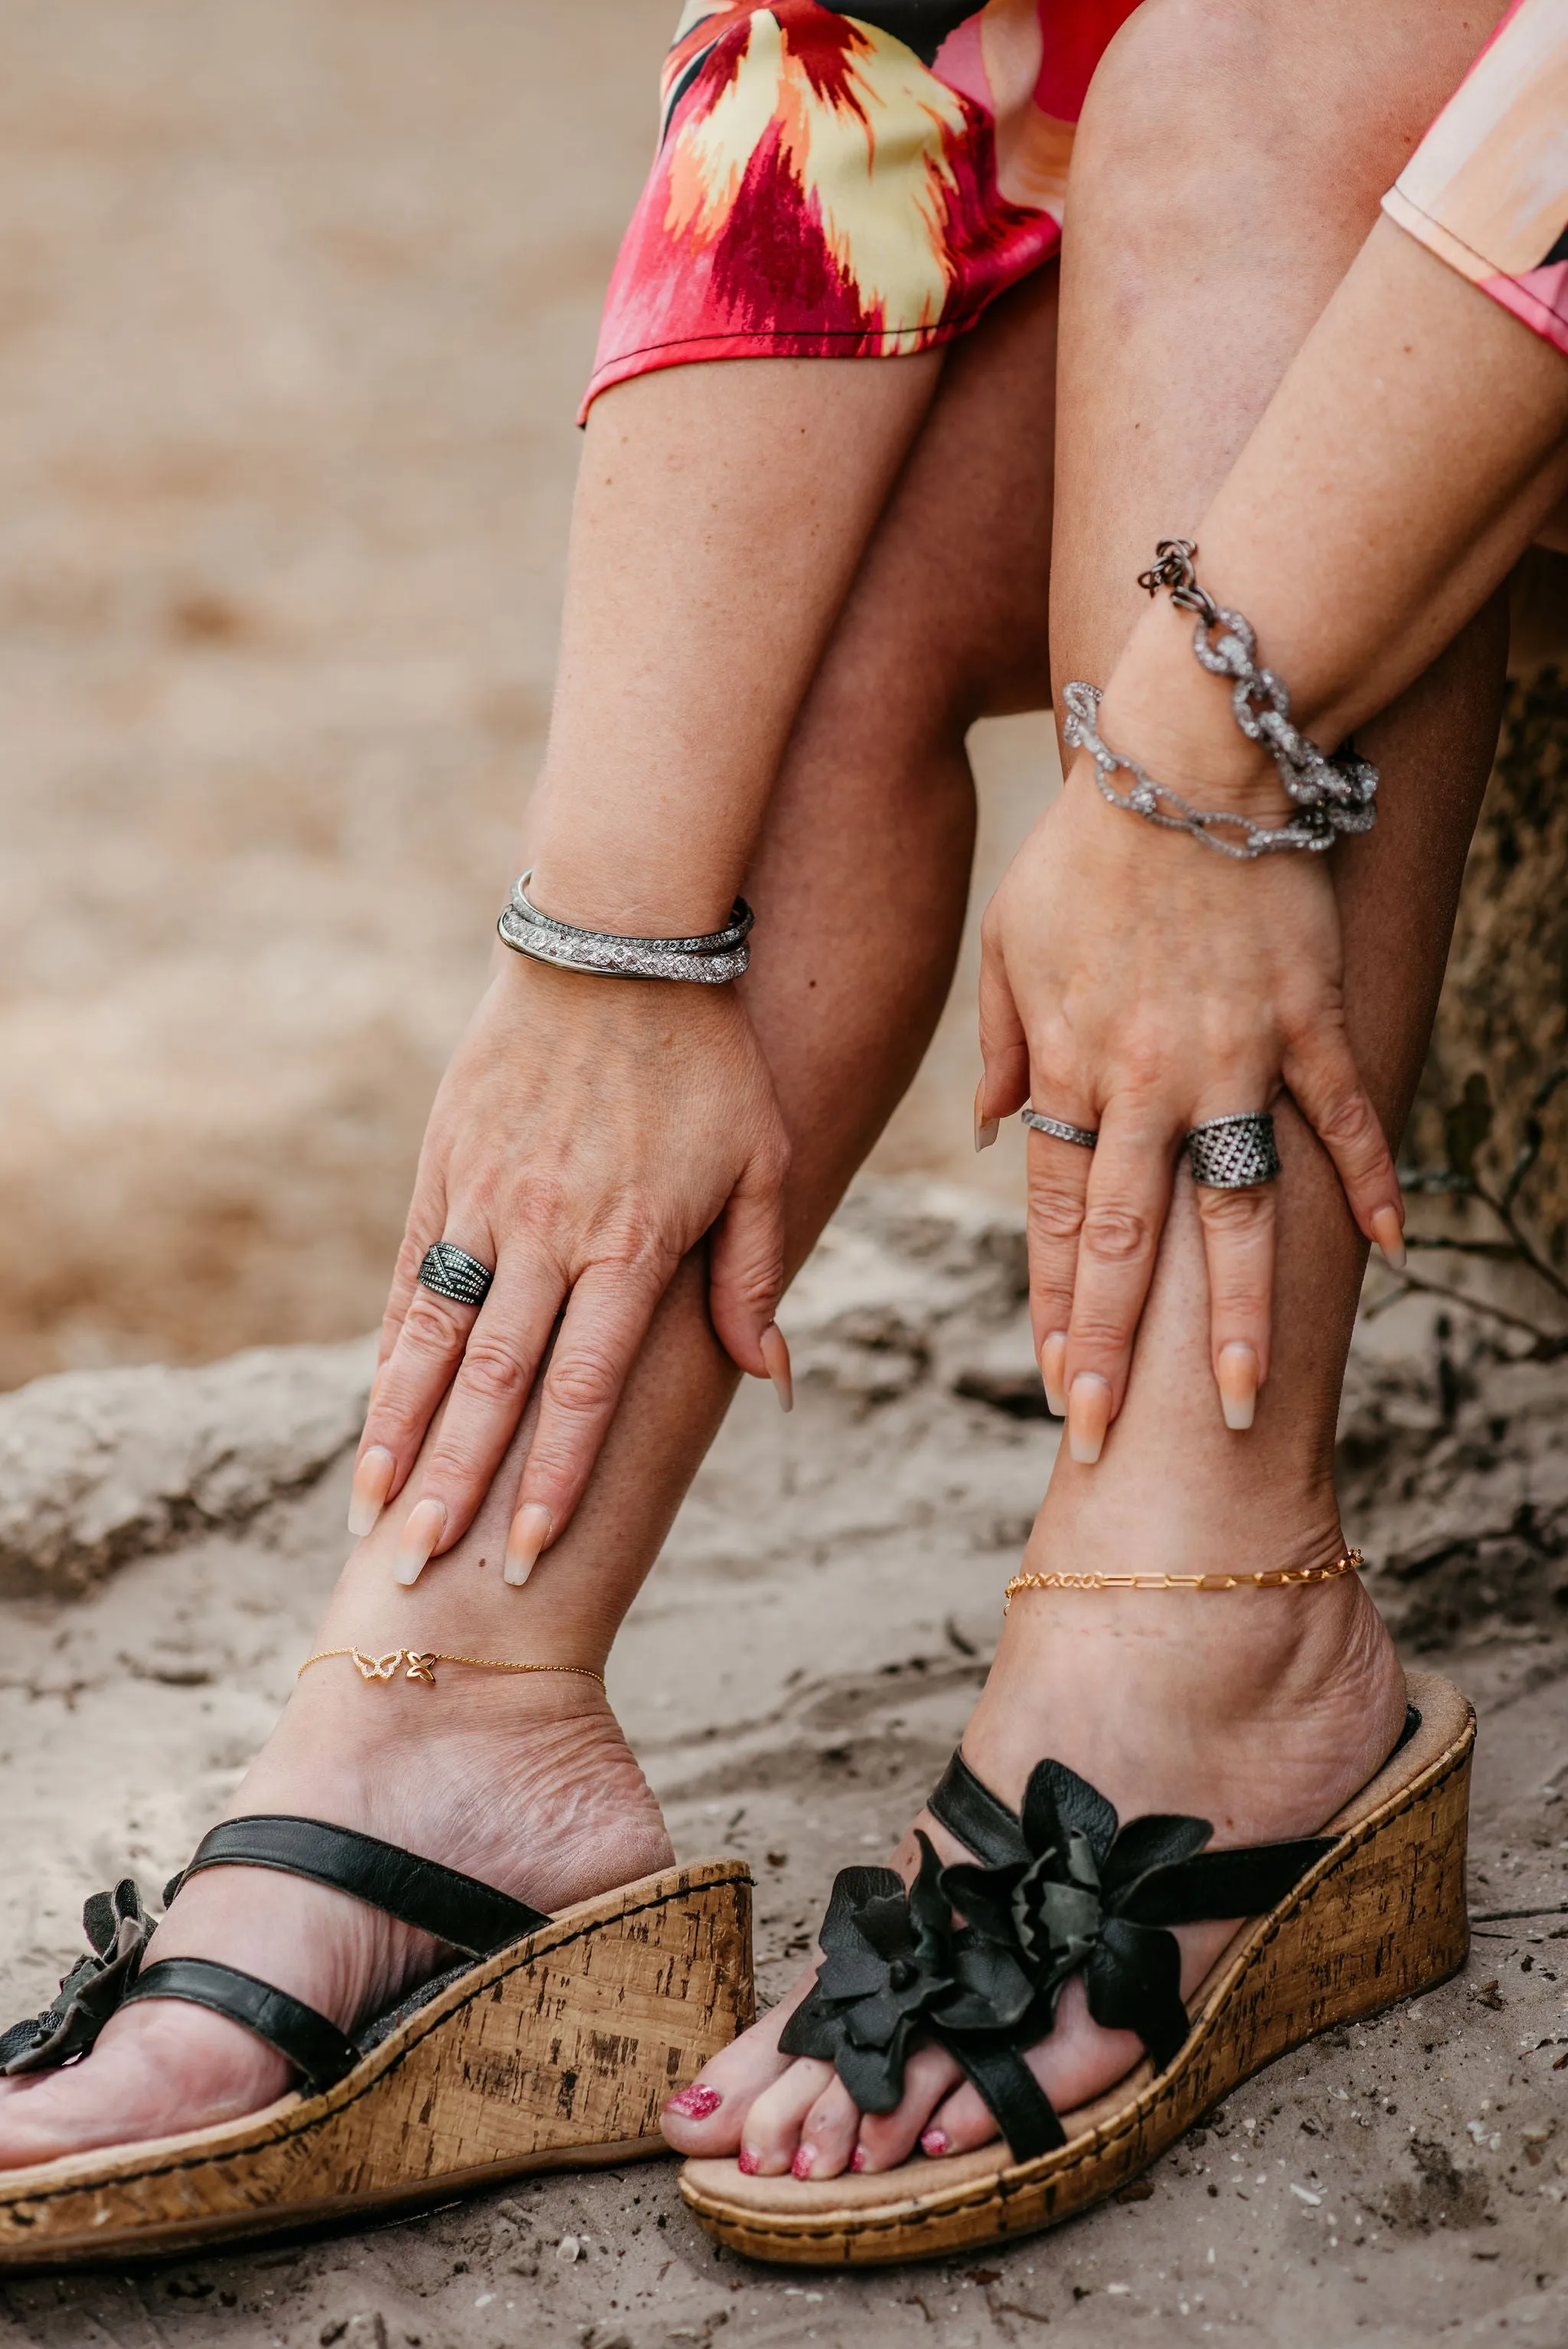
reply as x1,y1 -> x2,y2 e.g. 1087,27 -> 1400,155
665,2084 -> 722,2120
921,2128 -> 949,2157
737,2147 -> 762,2176
851,2146 -> 868,2173
792,2145 -> 815,2180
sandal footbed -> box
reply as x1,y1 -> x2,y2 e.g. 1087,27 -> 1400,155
0,1857 -> 753,2268
680,1670 -> 1472,2260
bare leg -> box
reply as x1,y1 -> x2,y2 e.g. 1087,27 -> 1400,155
676,0 -> 1511,2177
0,274 -> 1059,2165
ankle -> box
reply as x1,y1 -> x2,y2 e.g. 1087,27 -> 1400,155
965,1573 -> 1405,1841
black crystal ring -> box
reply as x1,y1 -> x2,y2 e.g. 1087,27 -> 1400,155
417,1242 -> 494,1309
1184,1112 -> 1281,1189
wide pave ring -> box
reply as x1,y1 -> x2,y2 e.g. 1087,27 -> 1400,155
416,1242 -> 495,1309
1184,1112 -> 1281,1188
1022,1109 -> 1099,1149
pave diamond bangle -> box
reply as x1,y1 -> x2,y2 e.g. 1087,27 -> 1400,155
1063,541 -> 1379,861
498,871 -> 753,983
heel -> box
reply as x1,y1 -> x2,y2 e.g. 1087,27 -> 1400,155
1236,1718 -> 1473,2065
359,1860 -> 755,2177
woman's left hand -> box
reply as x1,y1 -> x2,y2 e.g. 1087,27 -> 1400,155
976,745 -> 1404,1460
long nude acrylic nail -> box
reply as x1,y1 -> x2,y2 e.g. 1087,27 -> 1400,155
974,1083 -> 999,1154
1370,1203 -> 1406,1271
1217,1341 -> 1259,1431
1067,1372 -> 1112,1465
393,1496 -> 446,1586
760,1322 -> 794,1414
1040,1331 -> 1068,1419
347,1445 -> 395,1537
504,1501 -> 554,1587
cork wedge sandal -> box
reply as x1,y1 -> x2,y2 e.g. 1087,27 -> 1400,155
0,1817 -> 752,2268
681,1668 -> 1472,2267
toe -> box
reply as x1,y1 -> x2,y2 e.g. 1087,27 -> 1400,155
737,2058 -> 835,2176
854,2041 -> 963,2174
919,2075 -> 998,2157
793,2076 -> 862,2179
660,1971 -> 814,2156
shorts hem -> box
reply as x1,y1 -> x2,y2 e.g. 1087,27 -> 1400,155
577,275 -> 1051,424
1382,186 -> 1568,360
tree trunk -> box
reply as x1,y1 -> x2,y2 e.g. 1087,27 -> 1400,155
1407,550 -> 1568,1276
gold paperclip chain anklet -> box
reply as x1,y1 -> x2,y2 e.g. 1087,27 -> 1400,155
298,1648 -> 606,1690
1003,1549 -> 1364,1609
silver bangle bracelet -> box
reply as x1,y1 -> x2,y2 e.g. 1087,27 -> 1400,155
498,871 -> 753,983
1064,541 -> 1378,861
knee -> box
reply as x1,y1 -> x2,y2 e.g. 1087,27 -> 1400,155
1078,0 -> 1490,230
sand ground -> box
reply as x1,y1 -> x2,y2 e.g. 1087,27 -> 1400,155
0,1188 -> 1563,2346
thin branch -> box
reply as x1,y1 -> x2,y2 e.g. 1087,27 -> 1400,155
1364,1265 -> 1568,1354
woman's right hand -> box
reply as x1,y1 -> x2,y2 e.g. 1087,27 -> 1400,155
348,951 -> 791,1584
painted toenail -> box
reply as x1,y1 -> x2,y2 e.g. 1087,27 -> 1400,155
921,2128 -> 949,2157
792,2144 -> 815,2180
851,2145 -> 868,2173
737,2147 -> 762,2176
665,2084 -> 722,2120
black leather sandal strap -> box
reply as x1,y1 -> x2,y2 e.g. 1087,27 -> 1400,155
926,1752 -> 1029,1867
171,1817 -> 547,1957
122,1958 -> 360,2093
941,2035 -> 1067,2163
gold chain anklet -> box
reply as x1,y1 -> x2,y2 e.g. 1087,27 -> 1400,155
298,1647 -> 606,1689
1003,1549 -> 1364,1609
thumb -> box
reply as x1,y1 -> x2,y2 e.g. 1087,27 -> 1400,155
708,1140 -> 790,1398
976,919 -> 1030,1150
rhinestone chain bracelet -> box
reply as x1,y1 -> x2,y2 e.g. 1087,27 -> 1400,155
1063,540 -> 1378,860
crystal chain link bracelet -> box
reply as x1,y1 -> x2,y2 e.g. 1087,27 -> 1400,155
1063,540 -> 1378,861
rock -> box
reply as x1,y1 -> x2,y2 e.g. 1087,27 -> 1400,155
0,1335 -> 374,1596
786,1179 -> 1027,1401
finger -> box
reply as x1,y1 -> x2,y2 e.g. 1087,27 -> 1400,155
394,1259 -> 573,1578
1282,1030 -> 1404,1265
349,1234 -> 488,1536
1192,1143 -> 1278,1432
708,1136 -> 790,1407
1024,1116 -> 1096,1417
504,1256 -> 674,1582
975,916 -> 1030,1149
1064,1103 -> 1177,1463
375,1176 -> 449,1371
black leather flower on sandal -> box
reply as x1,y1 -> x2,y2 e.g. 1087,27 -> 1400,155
781,1747 -> 1338,2161
683,1681 -> 1471,2270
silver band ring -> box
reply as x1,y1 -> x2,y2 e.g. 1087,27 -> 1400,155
417,1242 -> 495,1309
1022,1109 -> 1099,1150
1184,1112 -> 1281,1189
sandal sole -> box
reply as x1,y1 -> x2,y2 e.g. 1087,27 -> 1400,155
680,1672 -> 1472,2266
0,1858 -> 751,2268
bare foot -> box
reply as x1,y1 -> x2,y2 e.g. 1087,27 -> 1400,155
663,1550 -> 1405,2177
0,1520 -> 670,2169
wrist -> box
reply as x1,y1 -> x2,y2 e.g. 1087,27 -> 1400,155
1093,616 -> 1287,822
521,855 -> 743,939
